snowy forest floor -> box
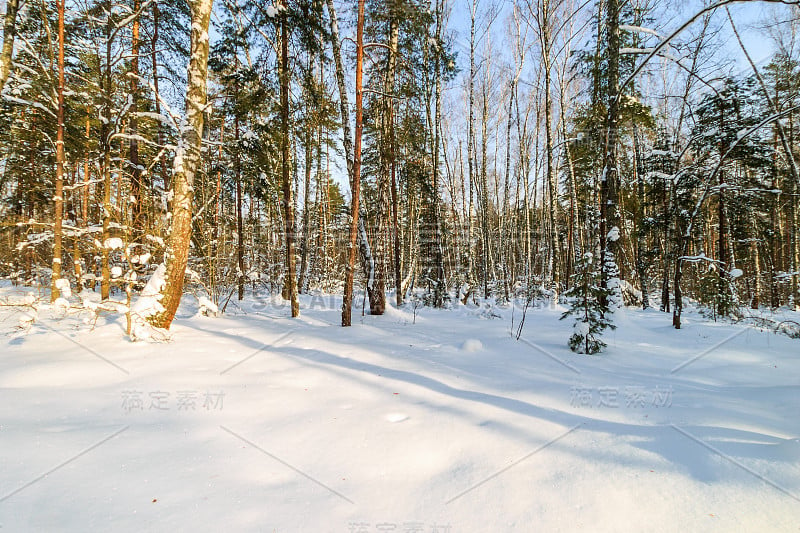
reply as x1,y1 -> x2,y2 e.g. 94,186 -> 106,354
1,285 -> 799,532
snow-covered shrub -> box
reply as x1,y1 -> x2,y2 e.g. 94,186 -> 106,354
54,278 -> 72,298
129,264 -> 169,340
198,295 -> 219,317
461,338 -> 483,352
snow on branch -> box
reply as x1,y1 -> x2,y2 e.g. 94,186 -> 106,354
678,252 -> 722,264
620,47 -> 656,55
620,25 -> 662,37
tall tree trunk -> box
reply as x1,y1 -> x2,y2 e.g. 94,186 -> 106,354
319,138 -> 331,286
74,158 -> 86,293
717,106 -> 731,314
279,1 -> 299,317
129,0 -> 144,243
25,117 -> 35,283
370,14 -> 400,316
467,0 -> 477,298
671,15 -> 709,324
0,0 -> 19,96
503,80 -> 515,301
661,181 -> 671,312
71,167 -> 83,293
750,209 -> 761,309
600,0 -> 621,307
212,119 -> 224,301
431,0 -> 446,307
79,109 -> 91,294
101,3 -> 112,301
152,2 -> 169,193
324,0 -> 371,322
503,6 -> 526,300
479,53 -> 491,298
298,118 -> 313,294
342,0 -> 365,327
147,0 -> 214,329
792,178 -> 799,310
562,117 -> 578,282
633,124 -> 649,308
51,0 -> 66,302
298,47 -> 317,295
83,110 -> 91,224
673,227 -> 685,328
235,111 -> 245,300
390,81 -> 401,307
545,0 -> 560,297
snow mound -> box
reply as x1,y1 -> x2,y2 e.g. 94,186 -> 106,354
54,278 -> 71,298
198,296 -> 219,317
574,321 -> 590,335
129,264 -> 168,340
104,237 -> 124,250
18,309 -> 37,329
461,338 -> 483,352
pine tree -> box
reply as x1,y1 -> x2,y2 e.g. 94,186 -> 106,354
561,252 -> 615,354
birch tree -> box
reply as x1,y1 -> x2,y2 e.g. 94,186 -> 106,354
148,0 -> 214,329
0,0 -> 19,96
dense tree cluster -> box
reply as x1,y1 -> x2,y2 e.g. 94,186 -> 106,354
0,0 -> 798,341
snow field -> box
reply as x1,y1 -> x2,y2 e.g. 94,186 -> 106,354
0,288 -> 799,531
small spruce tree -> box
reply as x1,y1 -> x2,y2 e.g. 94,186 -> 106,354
561,252 -> 616,354
697,264 -> 739,321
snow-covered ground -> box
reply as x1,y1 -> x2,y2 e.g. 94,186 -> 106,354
1,286 -> 799,532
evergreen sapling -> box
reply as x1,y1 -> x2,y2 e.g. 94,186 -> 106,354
561,252 -> 616,354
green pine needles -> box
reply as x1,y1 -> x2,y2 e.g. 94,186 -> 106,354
561,252 -> 616,354
697,265 -> 740,321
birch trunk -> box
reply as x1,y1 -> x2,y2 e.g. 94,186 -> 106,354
467,0 -> 477,298
0,0 -> 19,96
148,0 -> 214,329
540,0 -> 560,297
